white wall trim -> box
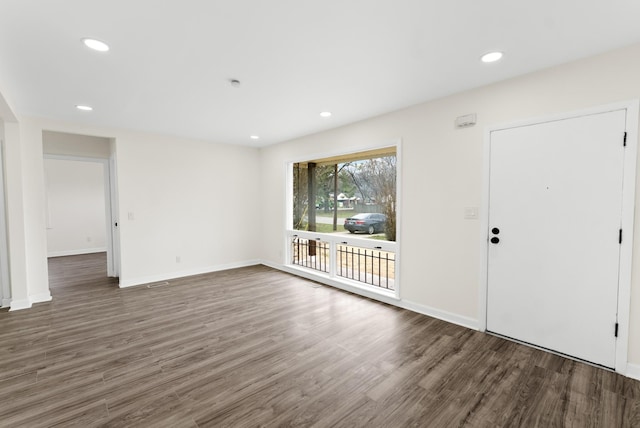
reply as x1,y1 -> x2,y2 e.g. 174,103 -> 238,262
43,153 -> 108,163
9,292 -> 52,311
400,299 -> 480,331
107,149 -> 120,277
118,259 -> 261,288
479,99 -> 639,375
626,363 -> 640,381
283,139 -> 402,299
1,298 -> 10,308
394,140 -> 403,299
48,247 -> 107,258
43,152 -> 120,278
30,292 -> 52,304
0,136 -> 11,307
9,298 -> 31,311
264,261 -> 479,331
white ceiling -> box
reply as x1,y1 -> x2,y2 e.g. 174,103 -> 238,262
1,1 -> 640,147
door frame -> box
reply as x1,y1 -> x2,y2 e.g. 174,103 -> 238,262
0,137 -> 10,307
44,154 -> 120,277
478,100 -> 639,374
108,152 -> 120,278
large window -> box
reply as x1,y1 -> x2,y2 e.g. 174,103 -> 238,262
292,148 -> 396,241
288,146 -> 398,294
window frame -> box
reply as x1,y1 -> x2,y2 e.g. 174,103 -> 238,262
284,140 -> 402,300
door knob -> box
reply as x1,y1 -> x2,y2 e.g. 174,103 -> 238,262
490,237 -> 500,244
491,227 -> 500,234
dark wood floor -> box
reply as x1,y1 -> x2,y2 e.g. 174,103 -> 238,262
0,254 -> 639,427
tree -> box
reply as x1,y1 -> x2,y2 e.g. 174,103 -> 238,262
341,162 -> 372,203
293,162 -> 347,230
293,155 -> 396,241
349,156 -> 397,241
292,163 -> 309,230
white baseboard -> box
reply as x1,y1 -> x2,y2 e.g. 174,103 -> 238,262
263,261 -> 479,331
118,259 -> 262,288
9,298 -> 31,311
48,247 -> 107,258
31,292 -> 52,304
9,292 -> 53,310
1,298 -> 11,308
398,299 -> 479,331
626,363 -> 640,381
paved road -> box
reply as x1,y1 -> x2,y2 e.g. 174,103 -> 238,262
314,215 -> 339,225
304,215 -> 347,225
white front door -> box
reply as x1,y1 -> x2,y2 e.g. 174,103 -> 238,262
486,109 -> 627,368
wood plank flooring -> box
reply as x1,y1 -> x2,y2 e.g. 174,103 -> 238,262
0,253 -> 639,427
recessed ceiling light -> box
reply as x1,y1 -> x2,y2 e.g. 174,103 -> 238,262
75,105 -> 93,111
481,51 -> 503,63
250,135 -> 260,140
82,38 -> 110,52
320,111 -> 332,118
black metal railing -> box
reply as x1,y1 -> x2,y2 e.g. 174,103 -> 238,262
291,236 -> 330,273
337,244 -> 395,290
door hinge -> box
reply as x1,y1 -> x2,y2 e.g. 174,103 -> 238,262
623,132 -> 627,147
619,229 -> 623,244
615,322 -> 619,337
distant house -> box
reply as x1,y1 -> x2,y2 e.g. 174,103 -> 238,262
329,193 -> 358,208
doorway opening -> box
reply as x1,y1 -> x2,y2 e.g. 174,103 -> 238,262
42,131 -> 120,286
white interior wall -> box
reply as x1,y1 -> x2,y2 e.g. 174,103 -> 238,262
0,117 -> 53,309
18,119 -> 51,304
114,132 -> 262,286
17,118 -> 262,290
259,43 -> 640,367
2,42 -> 640,375
44,159 -> 107,257
43,131 -> 111,158
2,120 -> 31,309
